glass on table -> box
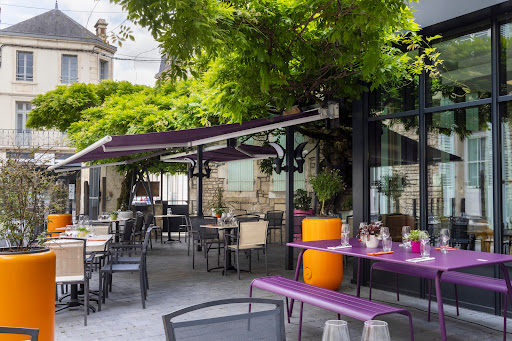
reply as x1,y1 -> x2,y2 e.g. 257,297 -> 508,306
382,237 -> 392,252
420,240 -> 431,258
402,226 -> 411,248
341,224 -> 350,246
440,228 -> 451,253
361,320 -> 391,341
322,320 -> 350,341
167,208 -> 173,215
380,226 -> 390,240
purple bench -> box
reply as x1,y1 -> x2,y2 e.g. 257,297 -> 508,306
370,262 -> 510,341
250,275 -> 414,341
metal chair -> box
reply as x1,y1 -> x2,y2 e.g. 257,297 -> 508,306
162,298 -> 285,341
45,237 -> 90,326
293,213 -> 310,241
265,210 -> 284,244
0,327 -> 39,340
98,227 -> 152,311
189,216 -> 219,270
132,211 -> 145,243
226,221 -> 269,279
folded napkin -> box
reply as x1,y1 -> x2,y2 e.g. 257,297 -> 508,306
205,224 -> 215,226
367,251 -> 394,256
88,239 -> 107,242
327,245 -> 352,250
406,257 -> 435,263
434,247 -> 458,251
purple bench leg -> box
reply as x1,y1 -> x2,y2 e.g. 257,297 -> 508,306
356,258 -> 362,297
428,280 -> 432,322
290,249 -> 305,316
454,285 -> 459,316
286,297 -> 291,323
298,302 -> 304,341
503,294 -> 507,341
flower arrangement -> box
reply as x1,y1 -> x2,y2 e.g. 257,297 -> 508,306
358,223 -> 381,236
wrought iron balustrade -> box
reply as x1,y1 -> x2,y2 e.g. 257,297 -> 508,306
0,129 -> 70,148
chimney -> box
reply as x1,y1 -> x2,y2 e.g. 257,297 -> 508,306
94,19 -> 108,41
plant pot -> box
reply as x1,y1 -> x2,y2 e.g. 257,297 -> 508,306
411,241 -> 421,253
47,214 -> 72,237
0,247 -> 56,340
215,214 -> 221,218
302,217 -> 343,290
366,235 -> 379,248
110,214 -> 118,221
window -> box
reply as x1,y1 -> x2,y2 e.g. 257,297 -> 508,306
467,136 -> 487,188
15,102 -> 32,146
227,160 -> 254,191
100,60 -> 108,80
16,51 -> 33,81
61,55 -> 78,83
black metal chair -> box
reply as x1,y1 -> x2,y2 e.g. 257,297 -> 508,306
293,213 -> 310,241
98,227 -> 152,311
189,216 -> 220,270
450,216 -> 475,250
132,211 -> 145,243
0,327 -> 39,340
265,210 -> 284,244
162,298 -> 285,341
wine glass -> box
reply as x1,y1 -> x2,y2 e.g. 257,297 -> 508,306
361,320 -> 391,341
341,224 -> 350,246
402,226 -> 411,248
322,320 -> 350,341
440,228 -> 451,253
380,226 -> 390,240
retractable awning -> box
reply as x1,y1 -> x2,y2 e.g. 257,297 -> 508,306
162,144 -> 277,163
49,109 -> 331,171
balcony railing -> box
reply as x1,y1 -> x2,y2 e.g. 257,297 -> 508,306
0,129 -> 71,149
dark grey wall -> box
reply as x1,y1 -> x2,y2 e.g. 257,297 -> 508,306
410,0 -> 508,28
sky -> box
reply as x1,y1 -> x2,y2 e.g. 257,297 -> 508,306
0,0 -> 161,86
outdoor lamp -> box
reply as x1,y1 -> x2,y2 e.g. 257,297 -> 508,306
270,142 -> 285,174
294,142 -> 307,173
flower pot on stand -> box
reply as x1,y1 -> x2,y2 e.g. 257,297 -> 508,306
366,235 -> 379,248
411,241 -> 421,253
0,248 -> 56,341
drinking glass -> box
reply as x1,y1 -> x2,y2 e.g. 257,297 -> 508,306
402,226 -> 411,248
167,208 -> 173,215
380,226 -> 390,240
440,228 -> 450,253
322,320 -> 350,341
341,224 -> 350,246
420,240 -> 431,258
382,237 -> 392,252
361,320 -> 391,341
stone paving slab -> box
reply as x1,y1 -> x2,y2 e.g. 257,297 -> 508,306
55,236 -> 508,340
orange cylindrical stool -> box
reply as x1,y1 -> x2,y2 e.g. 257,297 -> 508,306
0,248 -> 56,340
302,217 -> 343,290
47,214 -> 72,237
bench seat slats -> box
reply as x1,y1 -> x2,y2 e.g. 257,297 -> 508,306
250,276 -> 414,341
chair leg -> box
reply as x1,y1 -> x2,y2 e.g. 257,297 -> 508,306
298,302 -> 304,341
140,270 -> 146,309
192,239 -> 195,269
249,250 -> 252,273
395,273 -> 400,301
237,250 -> 241,280
265,246 -> 268,275
187,233 -> 191,256
84,279 -> 89,326
206,243 -> 210,271
280,227 -> 282,245
504,294 -> 508,341
454,284 -> 459,316
98,272 -> 103,312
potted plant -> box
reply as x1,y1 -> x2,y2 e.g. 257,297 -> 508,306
293,189 -> 313,215
409,230 -> 429,253
359,223 -> 381,248
302,169 -> 346,291
0,151 -> 63,341
110,210 -> 119,221
209,188 -> 227,218
47,180 -> 72,236
309,169 -> 345,216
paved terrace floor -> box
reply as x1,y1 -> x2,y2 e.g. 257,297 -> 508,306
56,234 -> 508,340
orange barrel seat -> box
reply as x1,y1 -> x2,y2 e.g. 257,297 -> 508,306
47,214 -> 72,237
302,217 -> 343,290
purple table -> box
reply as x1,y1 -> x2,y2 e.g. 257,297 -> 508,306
287,238 -> 512,341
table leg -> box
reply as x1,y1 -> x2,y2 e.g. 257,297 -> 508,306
165,217 -> 181,242
435,270 -> 447,341
356,258 -> 362,297
499,264 -> 512,307
114,221 -> 120,243
290,249 -> 305,316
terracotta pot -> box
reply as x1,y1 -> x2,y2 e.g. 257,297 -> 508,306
302,217 -> 343,290
215,214 -> 221,218
0,248 -> 56,340
366,234 -> 379,248
411,241 -> 421,253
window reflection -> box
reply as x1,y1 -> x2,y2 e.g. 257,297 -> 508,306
501,102 -> 512,254
500,22 -> 512,95
369,118 -> 419,241
428,27 -> 492,107
427,105 -> 493,253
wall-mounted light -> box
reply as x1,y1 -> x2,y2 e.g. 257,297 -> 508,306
185,158 -> 211,179
269,141 -> 308,174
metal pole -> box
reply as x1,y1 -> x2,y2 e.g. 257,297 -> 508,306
197,145 -> 203,216
285,126 -> 295,270
312,141 -> 320,213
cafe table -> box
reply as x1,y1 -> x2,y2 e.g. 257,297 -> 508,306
287,238 -> 512,341
154,214 -> 186,243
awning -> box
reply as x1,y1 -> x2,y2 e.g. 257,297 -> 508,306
49,109 -> 331,171
162,144 -> 277,163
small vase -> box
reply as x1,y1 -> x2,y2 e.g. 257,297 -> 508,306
411,241 -> 421,253
366,235 -> 379,248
